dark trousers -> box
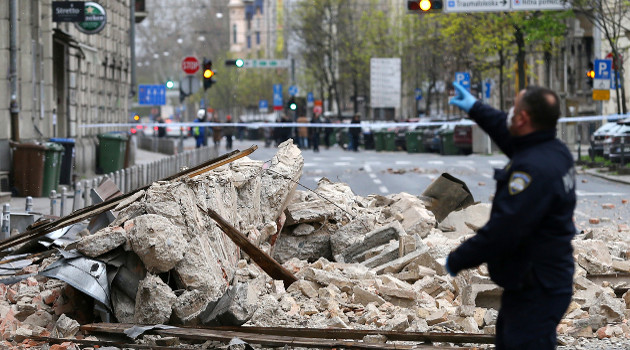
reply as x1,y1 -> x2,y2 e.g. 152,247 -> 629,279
496,286 -> 571,350
312,133 -> 320,151
225,135 -> 233,150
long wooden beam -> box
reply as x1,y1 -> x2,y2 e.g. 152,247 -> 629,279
81,323 -> 484,349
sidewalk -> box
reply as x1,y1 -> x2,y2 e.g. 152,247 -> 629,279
580,166 -> 630,185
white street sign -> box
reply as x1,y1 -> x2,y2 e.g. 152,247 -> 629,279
510,0 -> 570,11
370,58 -> 401,109
242,59 -> 290,68
445,0 -> 510,13
593,79 -> 611,90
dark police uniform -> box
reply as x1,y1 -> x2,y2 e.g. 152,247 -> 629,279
447,101 -> 577,350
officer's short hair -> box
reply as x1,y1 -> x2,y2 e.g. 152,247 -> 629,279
520,86 -> 561,130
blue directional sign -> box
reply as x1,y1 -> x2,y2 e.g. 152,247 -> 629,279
273,84 -> 283,108
594,59 -> 612,79
288,85 -> 299,96
415,88 -> 423,101
138,85 -> 166,105
307,92 -> 314,107
259,100 -> 269,112
484,79 -> 492,99
455,72 -> 471,92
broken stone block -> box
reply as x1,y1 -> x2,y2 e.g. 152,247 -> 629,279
285,200 -> 337,226
361,241 -> 400,268
377,275 -> 417,300
353,286 -> 386,306
456,305 -> 475,317
52,314 -> 80,338
230,158 -> 264,230
77,226 -> 127,258
388,192 -> 436,238
396,265 -> 436,282
375,244 -> 431,275
461,283 -> 502,309
483,308 -> 498,326
588,292 -> 625,323
426,310 -> 448,326
23,310 -> 52,329
399,235 -> 417,257
300,267 -> 353,292
172,289 -> 216,326
174,235 -> 228,300
287,280 -> 319,299
128,214 -> 188,273
111,287 -> 135,323
259,140 -> 304,226
473,308 -> 486,327
400,251 -> 447,276
438,203 -> 491,239
327,315 -> 350,328
111,201 -> 147,227
272,230 -> 332,264
341,221 -> 406,263
292,224 -> 315,236
407,318 -> 430,332
330,215 -> 377,258
454,316 -> 479,333
200,282 -> 259,326
384,313 -> 409,331
363,334 -> 388,344
574,240 -> 613,274
134,274 -> 176,325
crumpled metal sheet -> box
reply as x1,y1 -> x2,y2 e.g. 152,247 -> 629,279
123,324 -> 178,339
0,254 -> 33,275
41,256 -> 111,310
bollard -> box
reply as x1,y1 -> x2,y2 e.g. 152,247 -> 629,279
50,190 -> 58,216
114,171 -> 121,190
25,196 -> 33,213
60,187 -> 67,217
1,204 -> 10,240
73,182 -> 83,211
125,168 -> 131,193
83,180 -> 92,207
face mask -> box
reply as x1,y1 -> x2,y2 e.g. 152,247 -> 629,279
507,107 -> 515,129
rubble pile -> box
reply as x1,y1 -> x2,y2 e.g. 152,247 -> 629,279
0,142 -> 629,349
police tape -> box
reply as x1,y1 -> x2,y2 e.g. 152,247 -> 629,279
80,113 -> 629,130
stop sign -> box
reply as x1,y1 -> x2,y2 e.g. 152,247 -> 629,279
182,56 -> 200,75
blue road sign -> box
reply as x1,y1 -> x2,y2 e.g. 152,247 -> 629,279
594,59 -> 612,80
415,88 -> 423,101
307,92 -> 314,103
484,79 -> 492,99
273,84 -> 283,107
288,85 -> 299,96
455,72 -> 471,91
138,84 -> 166,105
259,100 -> 269,112
611,71 -> 620,89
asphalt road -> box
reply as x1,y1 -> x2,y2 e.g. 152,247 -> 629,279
218,138 -> 629,229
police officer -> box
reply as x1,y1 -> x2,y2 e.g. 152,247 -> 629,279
447,82 -> 576,350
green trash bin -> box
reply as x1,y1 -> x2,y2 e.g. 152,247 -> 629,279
440,128 -> 458,155
42,142 -> 65,197
374,131 -> 385,152
98,133 -> 128,173
406,130 -> 425,153
384,132 -> 397,151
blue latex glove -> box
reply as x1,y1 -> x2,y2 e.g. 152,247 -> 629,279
445,256 -> 456,277
449,82 -> 477,113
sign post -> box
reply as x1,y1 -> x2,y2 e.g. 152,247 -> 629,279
455,72 -> 471,91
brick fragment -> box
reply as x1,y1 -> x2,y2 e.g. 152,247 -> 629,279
589,218 -> 600,225
622,199 -> 628,204
602,203 -> 615,209
618,224 -> 630,232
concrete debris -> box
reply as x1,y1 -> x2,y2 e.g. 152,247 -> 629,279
438,203 -> 491,238
52,314 -> 80,338
134,274 -> 176,325
128,214 -> 188,273
76,226 -> 127,258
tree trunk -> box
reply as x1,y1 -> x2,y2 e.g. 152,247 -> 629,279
514,25 -> 526,91
499,49 -> 505,111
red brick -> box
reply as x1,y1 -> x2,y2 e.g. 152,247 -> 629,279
26,277 -> 38,287
478,182 -> 486,186
581,179 -> 588,183
589,218 -> 600,225
619,224 -> 630,232
622,199 -> 628,204
6,288 -> 18,304
50,341 -> 76,350
602,203 -> 615,209
41,288 -> 62,305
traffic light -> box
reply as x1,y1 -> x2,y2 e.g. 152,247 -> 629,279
203,59 -> 215,90
407,0 -> 443,12
225,59 -> 244,68
133,114 -> 140,121
165,79 -> 174,89
586,62 -> 594,88
288,97 -> 297,111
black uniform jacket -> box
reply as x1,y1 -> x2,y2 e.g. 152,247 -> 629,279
447,101 -> 577,293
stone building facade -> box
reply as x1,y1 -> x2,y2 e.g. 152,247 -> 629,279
1,0 -> 132,184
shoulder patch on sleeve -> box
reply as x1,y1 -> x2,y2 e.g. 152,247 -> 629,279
508,171 -> 532,195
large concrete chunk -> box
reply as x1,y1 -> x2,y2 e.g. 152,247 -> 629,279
172,289 -> 216,326
230,158 -> 264,231
330,215 -> 377,258
438,203 -> 491,239
588,292 -> 625,323
341,221 -> 406,263
76,226 -> 127,257
389,193 -> 436,238
285,200 -> 337,225
129,214 -> 188,273
573,240 -> 613,274
200,282 -> 259,326
260,140 -> 304,226
134,274 -> 176,325
272,230 -> 332,264
174,235 -> 229,298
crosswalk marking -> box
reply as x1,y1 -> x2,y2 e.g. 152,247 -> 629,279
428,160 -> 444,165
334,162 -> 350,166
395,160 -> 412,165
373,179 -> 382,184
379,186 -> 388,193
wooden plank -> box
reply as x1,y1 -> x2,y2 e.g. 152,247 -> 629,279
81,323 -> 479,349
30,335 -> 195,350
0,147 -> 257,256
202,207 -> 297,288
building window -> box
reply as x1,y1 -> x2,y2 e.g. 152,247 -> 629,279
232,24 -> 237,44
247,35 -> 251,49
256,31 -> 260,45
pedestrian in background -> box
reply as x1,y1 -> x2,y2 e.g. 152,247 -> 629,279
212,115 -> 222,147
310,112 -> 322,152
323,114 -> 332,149
349,113 -> 361,152
447,82 -> 576,350
192,110 -> 206,148
224,115 -> 234,150
297,115 -> 309,149
156,115 -> 167,138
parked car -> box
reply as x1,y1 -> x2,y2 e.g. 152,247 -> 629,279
608,119 -> 630,164
590,122 -> 622,158
422,125 -> 442,152
453,120 -> 474,155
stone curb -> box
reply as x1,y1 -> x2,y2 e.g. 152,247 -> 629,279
580,167 -> 630,185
